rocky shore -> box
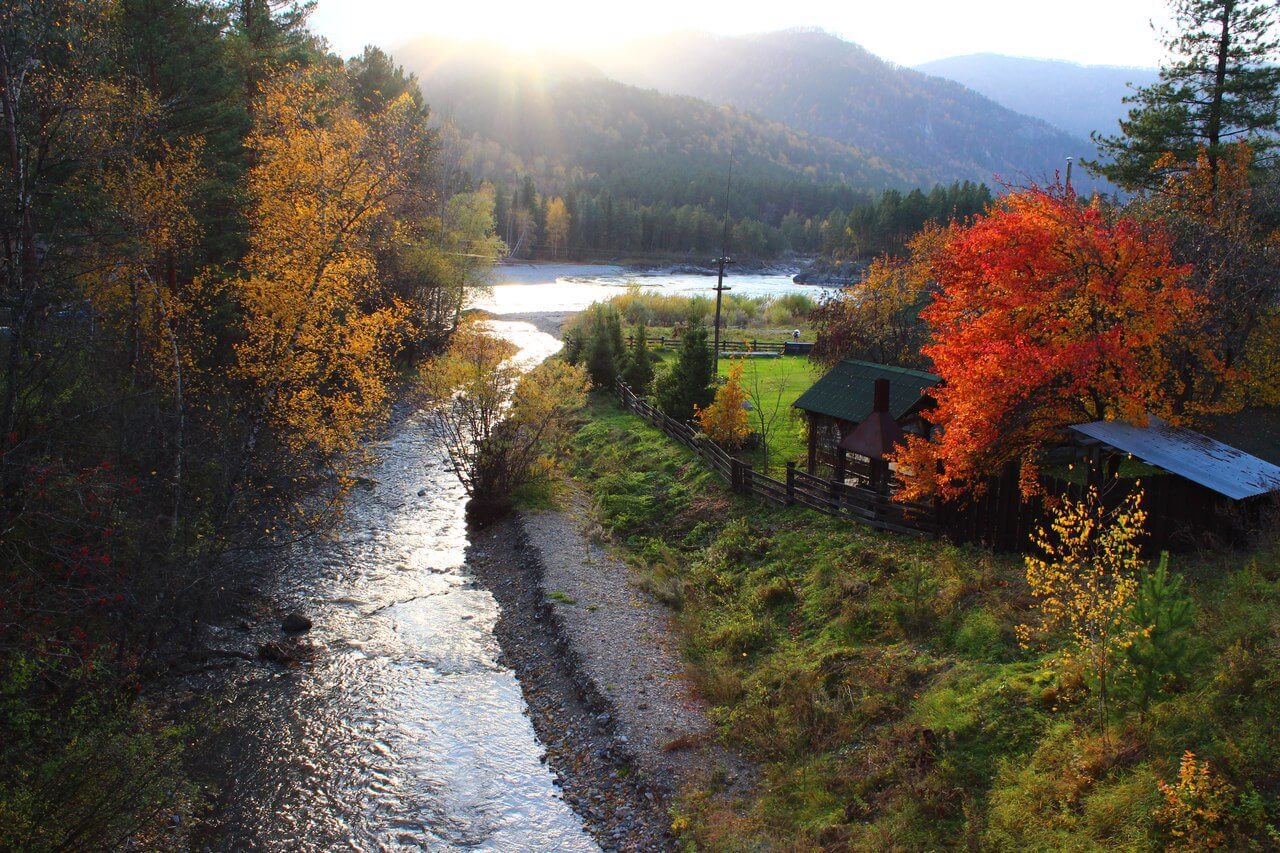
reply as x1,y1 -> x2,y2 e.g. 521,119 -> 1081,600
468,517 -> 676,850
470,487 -> 754,851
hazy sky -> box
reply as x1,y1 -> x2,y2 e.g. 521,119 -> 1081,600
309,0 -> 1173,68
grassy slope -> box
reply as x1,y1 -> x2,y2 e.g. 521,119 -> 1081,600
567,395 -> 1280,849
717,355 -> 819,477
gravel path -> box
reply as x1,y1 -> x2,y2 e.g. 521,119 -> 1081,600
521,488 -> 755,801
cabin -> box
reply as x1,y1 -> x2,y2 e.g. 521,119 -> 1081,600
792,359 -> 938,480
790,361 -> 1280,548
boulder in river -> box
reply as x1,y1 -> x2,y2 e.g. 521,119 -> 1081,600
258,640 -> 293,663
281,612 -> 312,633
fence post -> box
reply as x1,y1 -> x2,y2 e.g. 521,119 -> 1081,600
731,458 -> 745,495
785,461 -> 795,506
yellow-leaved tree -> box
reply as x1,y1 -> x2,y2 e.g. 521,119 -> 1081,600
545,196 -> 570,257
419,323 -> 589,516
93,139 -> 207,544
696,361 -> 751,448
235,71 -> 424,460
1018,487 -> 1146,743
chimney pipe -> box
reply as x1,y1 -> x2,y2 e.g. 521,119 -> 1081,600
873,378 -> 889,414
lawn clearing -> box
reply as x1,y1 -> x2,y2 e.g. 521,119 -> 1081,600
716,354 -> 819,475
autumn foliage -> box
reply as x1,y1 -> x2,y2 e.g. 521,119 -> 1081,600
893,185 -> 1204,500
696,361 -> 752,448
1018,487 -> 1146,739
1157,750 -> 1237,850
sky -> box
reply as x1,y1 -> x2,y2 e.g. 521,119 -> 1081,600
309,0 -> 1173,68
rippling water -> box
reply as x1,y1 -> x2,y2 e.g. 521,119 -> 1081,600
208,266 -> 804,850
208,321 -> 592,851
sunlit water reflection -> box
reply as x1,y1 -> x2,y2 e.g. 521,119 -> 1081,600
209,263 -> 808,849
471,262 -> 826,315
209,319 -> 592,850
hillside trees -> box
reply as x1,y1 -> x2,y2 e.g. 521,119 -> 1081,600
0,3 -> 501,843
1091,0 -> 1280,190
546,196 -> 570,256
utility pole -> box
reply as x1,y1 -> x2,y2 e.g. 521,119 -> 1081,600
711,143 -> 735,380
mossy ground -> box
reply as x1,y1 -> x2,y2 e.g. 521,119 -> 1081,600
567,393 -> 1280,849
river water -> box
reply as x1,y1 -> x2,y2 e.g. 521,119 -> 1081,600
205,264 -> 813,850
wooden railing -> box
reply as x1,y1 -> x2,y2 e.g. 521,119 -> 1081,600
614,380 -> 1241,552
614,380 -> 937,537
623,335 -> 814,355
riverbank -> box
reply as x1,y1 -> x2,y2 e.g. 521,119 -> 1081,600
562,392 -> 1280,848
468,517 -> 674,850
469,485 -> 759,851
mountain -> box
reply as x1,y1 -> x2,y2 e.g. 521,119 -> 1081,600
916,53 -> 1159,142
587,29 -> 1097,189
400,38 -> 917,205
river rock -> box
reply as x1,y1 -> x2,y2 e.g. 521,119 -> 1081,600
257,640 -> 293,663
281,612 -> 312,633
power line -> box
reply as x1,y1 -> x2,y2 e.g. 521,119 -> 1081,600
712,140 -> 735,373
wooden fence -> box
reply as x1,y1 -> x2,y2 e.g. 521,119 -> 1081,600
626,335 -> 814,355
615,380 -> 1246,553
615,381 -> 937,537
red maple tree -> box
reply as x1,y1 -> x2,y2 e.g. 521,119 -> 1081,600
894,185 -> 1205,501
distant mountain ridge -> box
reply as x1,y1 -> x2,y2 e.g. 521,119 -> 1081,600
916,53 -> 1159,142
399,37 -> 918,201
586,29 -> 1099,189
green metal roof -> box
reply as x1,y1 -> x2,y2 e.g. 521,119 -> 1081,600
792,359 -> 939,424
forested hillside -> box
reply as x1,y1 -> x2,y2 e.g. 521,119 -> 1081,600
591,30 -> 1100,190
0,3 -> 497,845
399,39 -> 918,259
917,53 -> 1159,142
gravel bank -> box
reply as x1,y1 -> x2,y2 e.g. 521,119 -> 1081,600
520,488 -> 754,803
468,517 -> 675,851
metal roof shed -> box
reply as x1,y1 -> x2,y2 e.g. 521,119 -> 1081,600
1069,416 -> 1280,501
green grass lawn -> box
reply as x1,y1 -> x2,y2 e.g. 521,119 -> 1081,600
717,354 -> 820,476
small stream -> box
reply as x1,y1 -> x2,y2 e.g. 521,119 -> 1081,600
200,266 -> 815,850
203,322 -> 592,850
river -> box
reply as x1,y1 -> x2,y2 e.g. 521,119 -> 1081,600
199,264 -> 815,850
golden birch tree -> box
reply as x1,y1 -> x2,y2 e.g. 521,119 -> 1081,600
1018,487 -> 1147,742
234,71 -> 422,459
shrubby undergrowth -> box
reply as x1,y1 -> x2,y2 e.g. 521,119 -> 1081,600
568,396 -> 1280,849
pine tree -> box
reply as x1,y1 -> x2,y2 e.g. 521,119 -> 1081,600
655,325 -> 714,421
1089,0 -> 1280,190
621,323 -> 655,393
1125,552 -> 1198,712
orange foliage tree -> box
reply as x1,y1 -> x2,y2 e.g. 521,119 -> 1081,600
1142,143 -> 1280,411
810,225 -> 945,370
894,185 -> 1206,501
696,361 -> 751,448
